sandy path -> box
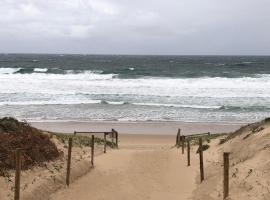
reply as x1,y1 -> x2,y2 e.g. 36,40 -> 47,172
50,137 -> 197,200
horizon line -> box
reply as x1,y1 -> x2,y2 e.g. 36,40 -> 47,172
0,52 -> 270,57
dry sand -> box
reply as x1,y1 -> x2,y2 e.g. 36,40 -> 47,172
49,120 -> 270,200
192,120 -> 270,200
50,134 -> 198,200
3,120 -> 269,200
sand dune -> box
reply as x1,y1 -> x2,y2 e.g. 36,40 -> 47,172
193,119 -> 270,200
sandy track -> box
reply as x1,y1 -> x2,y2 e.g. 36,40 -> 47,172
50,143 -> 197,200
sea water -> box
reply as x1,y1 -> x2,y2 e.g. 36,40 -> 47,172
0,54 -> 270,122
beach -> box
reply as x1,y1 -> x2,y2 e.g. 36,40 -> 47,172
50,133 -> 198,200
48,119 -> 270,200
1,55 -> 270,200
29,120 -> 239,200
1,118 -> 270,200
1,1 -> 270,199
31,120 -> 243,135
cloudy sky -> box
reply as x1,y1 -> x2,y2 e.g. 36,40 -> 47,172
0,0 -> 270,55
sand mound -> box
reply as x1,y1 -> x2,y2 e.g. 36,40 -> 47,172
0,118 -> 61,176
219,119 -> 268,144
193,118 -> 270,200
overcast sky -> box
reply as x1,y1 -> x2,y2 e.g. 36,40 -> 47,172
0,0 -> 270,55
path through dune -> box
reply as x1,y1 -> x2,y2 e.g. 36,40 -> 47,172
50,135 -> 197,200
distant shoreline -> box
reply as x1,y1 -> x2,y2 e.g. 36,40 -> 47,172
30,120 -> 246,135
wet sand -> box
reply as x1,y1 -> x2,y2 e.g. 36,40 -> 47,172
31,120 -> 244,135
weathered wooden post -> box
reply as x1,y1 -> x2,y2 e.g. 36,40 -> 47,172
223,152 -> 230,199
199,138 -> 204,182
187,139 -> 190,166
104,133 -> 107,153
73,131 -> 77,136
179,129 -> 181,144
91,135 -> 95,166
181,135 -> 185,154
115,131 -> 119,148
176,129 -> 180,146
176,128 -> 181,147
66,137 -> 73,186
14,148 -> 21,200
111,129 -> 114,144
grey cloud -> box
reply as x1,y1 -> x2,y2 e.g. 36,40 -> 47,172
0,0 -> 270,55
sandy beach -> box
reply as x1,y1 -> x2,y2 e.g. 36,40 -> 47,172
50,133 -> 198,200
30,121 -> 244,135
48,119 -> 270,200
1,119 -> 270,200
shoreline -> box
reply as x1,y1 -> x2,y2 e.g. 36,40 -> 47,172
30,120 -> 246,135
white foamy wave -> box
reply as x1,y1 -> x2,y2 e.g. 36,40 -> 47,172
0,73 -> 270,98
0,99 -> 102,106
133,103 -> 220,109
0,67 -> 21,74
106,101 -> 126,105
65,69 -> 104,74
34,68 -> 48,72
0,71 -> 116,82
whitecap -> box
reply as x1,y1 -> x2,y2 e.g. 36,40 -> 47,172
34,68 -> 48,72
0,67 -> 21,74
132,103 -> 220,109
106,101 -> 126,105
0,99 -> 101,106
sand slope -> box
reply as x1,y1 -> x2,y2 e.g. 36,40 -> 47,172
193,120 -> 270,200
50,136 -> 197,200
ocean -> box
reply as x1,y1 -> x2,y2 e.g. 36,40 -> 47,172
0,54 -> 270,123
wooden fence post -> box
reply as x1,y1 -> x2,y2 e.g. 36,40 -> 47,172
66,137 -> 72,186
74,131 -> 77,136
179,129 -> 181,143
187,139 -> 190,166
104,133 -> 107,153
182,136 -> 185,154
91,135 -> 95,166
176,129 -> 180,146
176,128 -> 181,147
199,138 -> 204,182
115,131 -> 119,148
14,148 -> 21,200
223,152 -> 230,199
111,129 -> 114,144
